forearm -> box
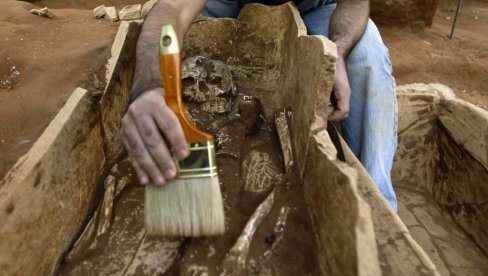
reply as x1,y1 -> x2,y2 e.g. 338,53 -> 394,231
329,0 -> 369,58
130,0 -> 207,102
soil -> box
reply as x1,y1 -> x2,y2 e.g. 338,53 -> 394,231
1,0 -> 487,181
58,94 -> 319,275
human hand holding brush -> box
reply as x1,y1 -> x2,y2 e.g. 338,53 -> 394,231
120,0 -> 206,187
120,0 -> 225,236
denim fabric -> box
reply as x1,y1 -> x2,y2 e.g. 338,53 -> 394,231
202,0 -> 398,211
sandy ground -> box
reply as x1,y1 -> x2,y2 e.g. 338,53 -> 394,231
1,0 -> 487,180
383,0 -> 488,110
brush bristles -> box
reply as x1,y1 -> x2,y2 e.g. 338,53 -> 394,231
145,176 -> 225,237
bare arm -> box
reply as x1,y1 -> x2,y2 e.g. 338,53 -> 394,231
121,0 -> 207,186
329,0 -> 369,58
130,0 -> 207,101
328,0 -> 369,121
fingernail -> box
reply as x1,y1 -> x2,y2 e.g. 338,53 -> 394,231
177,150 -> 188,160
155,176 -> 165,186
164,169 -> 176,179
139,176 -> 148,185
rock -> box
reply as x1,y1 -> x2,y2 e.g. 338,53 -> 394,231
93,5 -> 105,19
142,0 -> 157,18
30,7 -> 55,19
119,4 -> 142,21
104,6 -> 118,22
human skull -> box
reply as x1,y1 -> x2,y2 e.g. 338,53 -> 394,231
182,56 -> 236,114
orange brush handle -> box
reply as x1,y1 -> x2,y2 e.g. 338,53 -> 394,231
159,30 -> 213,143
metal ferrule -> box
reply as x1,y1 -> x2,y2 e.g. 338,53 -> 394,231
176,141 -> 218,179
160,24 -> 179,55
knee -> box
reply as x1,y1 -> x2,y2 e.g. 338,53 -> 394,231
346,20 -> 392,75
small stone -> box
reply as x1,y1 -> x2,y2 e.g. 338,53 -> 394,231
119,4 -> 142,20
104,6 -> 118,22
93,5 -> 105,19
142,0 -> 157,18
30,7 -> 55,19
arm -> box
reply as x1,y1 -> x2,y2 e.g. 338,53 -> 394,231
328,0 -> 369,121
121,0 -> 207,186
130,0 -> 207,101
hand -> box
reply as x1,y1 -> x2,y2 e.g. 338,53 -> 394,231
328,56 -> 351,121
120,88 -> 188,186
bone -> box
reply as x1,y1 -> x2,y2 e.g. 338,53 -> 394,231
97,175 -> 116,236
275,109 -> 293,173
242,150 -> 280,194
261,206 -> 291,263
221,190 -> 275,275
182,56 -> 236,114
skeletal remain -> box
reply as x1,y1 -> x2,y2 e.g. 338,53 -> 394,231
221,190 -> 275,275
275,110 -> 294,173
261,206 -> 291,263
242,150 -> 280,193
97,175 -> 116,236
182,56 -> 236,114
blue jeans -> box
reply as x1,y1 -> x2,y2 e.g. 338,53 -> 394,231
202,0 -> 398,211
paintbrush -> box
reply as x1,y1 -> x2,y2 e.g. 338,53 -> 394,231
144,24 -> 225,236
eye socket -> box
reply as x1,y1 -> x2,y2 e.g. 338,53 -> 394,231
182,77 -> 196,87
208,76 -> 223,85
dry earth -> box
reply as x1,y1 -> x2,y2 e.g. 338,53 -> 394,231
1,0 -> 487,180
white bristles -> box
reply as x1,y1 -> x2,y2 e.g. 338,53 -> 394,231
145,176 -> 225,237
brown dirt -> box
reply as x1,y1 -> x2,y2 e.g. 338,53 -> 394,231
1,0 -> 487,180
382,0 -> 488,110
0,0 -> 120,180
58,94 -> 319,275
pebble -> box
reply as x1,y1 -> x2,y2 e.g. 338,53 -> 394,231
30,7 -> 55,19
93,5 -> 105,19
119,4 -> 142,21
104,6 -> 118,22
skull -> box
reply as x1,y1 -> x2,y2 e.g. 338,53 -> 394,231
182,56 -> 236,114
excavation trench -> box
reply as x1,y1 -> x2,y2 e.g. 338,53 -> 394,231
1,3 -> 488,276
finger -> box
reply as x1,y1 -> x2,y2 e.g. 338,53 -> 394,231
120,115 -> 166,186
134,114 -> 177,181
128,155 -> 149,186
328,109 -> 349,121
155,105 -> 188,160
121,132 -> 149,185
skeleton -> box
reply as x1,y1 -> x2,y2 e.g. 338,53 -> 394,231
182,56 -> 236,114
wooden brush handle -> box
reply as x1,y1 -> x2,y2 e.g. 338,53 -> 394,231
160,25 -> 213,143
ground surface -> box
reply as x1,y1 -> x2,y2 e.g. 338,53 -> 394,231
382,0 -> 488,110
1,0 -> 487,180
